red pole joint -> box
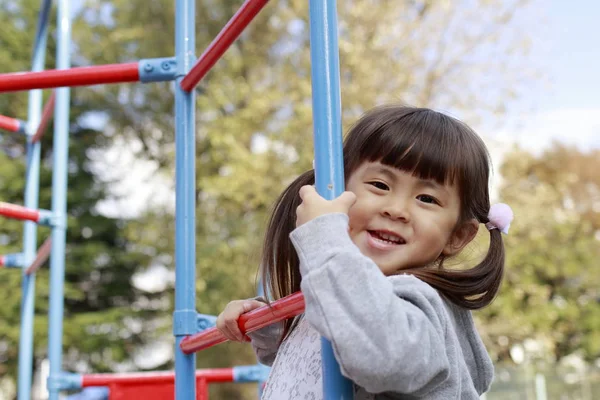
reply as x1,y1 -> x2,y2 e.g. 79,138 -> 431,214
180,291 -> 305,354
180,0 -> 270,92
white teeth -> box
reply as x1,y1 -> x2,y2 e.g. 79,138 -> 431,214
375,232 -> 404,244
380,233 -> 396,241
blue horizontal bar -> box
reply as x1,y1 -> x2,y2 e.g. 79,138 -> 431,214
18,120 -> 30,135
197,313 -> 217,331
233,364 -> 271,383
65,386 -> 109,400
138,57 -> 177,83
47,372 -> 82,391
37,209 -> 55,227
2,253 -> 25,268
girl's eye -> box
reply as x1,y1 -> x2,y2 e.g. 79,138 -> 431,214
368,181 -> 389,191
417,194 -> 440,205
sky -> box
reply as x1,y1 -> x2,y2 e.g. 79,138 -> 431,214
538,1 -> 599,112
495,0 -> 600,151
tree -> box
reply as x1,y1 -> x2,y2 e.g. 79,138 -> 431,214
0,0 -> 165,396
73,0 -> 539,398
1,0 -> 541,398
478,144 -> 600,365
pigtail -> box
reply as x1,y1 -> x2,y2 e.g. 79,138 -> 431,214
260,169 -> 315,339
405,228 -> 505,310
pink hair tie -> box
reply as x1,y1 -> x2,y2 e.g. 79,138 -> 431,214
485,203 -> 514,234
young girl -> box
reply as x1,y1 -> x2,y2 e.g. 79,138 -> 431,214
217,105 -> 513,399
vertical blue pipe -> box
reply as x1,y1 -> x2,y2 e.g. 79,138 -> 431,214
47,0 -> 71,398
173,0 -> 196,398
308,0 -> 354,398
17,2 -> 52,399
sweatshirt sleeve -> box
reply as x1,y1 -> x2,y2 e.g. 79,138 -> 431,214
290,213 -> 451,395
247,320 -> 283,366
246,295 -> 283,366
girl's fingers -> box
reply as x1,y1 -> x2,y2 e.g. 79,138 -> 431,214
217,299 -> 266,342
223,326 -> 240,342
337,191 -> 357,209
243,299 -> 266,312
299,185 -> 316,200
219,318 -> 242,342
225,315 -> 245,341
217,302 -> 242,341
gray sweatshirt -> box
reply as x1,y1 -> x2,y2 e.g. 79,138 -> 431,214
250,213 -> 494,399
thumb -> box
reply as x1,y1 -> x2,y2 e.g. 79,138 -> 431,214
299,185 -> 317,200
337,191 -> 357,209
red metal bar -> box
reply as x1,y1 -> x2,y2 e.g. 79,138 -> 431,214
0,63 -> 140,93
180,0 -> 270,92
180,291 -> 305,354
0,202 -> 40,223
25,238 -> 52,275
197,378 -> 208,400
82,368 -> 235,387
31,91 -> 56,143
0,114 -> 22,132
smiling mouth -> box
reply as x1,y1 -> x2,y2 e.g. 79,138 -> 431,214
368,230 -> 406,245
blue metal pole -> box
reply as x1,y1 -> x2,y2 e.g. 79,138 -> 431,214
47,0 -> 71,398
173,0 -> 197,398
308,0 -> 354,398
17,1 -> 52,399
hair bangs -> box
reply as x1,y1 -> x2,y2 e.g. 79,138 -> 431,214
357,110 -> 466,186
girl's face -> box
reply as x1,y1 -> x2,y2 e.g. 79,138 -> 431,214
346,161 -> 476,276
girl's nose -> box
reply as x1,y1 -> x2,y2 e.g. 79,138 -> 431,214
382,199 -> 410,222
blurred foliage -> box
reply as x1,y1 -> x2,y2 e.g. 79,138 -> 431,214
0,0 -> 547,398
478,145 -> 600,366
0,0 -> 167,394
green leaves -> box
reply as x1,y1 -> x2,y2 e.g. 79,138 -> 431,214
0,0 -> 545,397
478,145 -> 600,364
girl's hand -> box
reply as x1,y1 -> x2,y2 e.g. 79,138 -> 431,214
296,185 -> 356,227
216,299 -> 266,342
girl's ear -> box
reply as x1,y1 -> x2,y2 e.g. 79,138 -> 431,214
443,219 -> 479,257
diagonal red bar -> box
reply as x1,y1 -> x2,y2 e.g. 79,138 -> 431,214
180,291 -> 305,354
31,91 -> 56,144
25,238 -> 52,275
0,63 -> 140,93
0,114 -> 22,132
0,202 -> 40,222
180,0 -> 270,92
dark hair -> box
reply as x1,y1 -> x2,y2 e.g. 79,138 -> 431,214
261,105 -> 505,339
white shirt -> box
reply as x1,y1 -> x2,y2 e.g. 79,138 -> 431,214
261,317 -> 374,400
